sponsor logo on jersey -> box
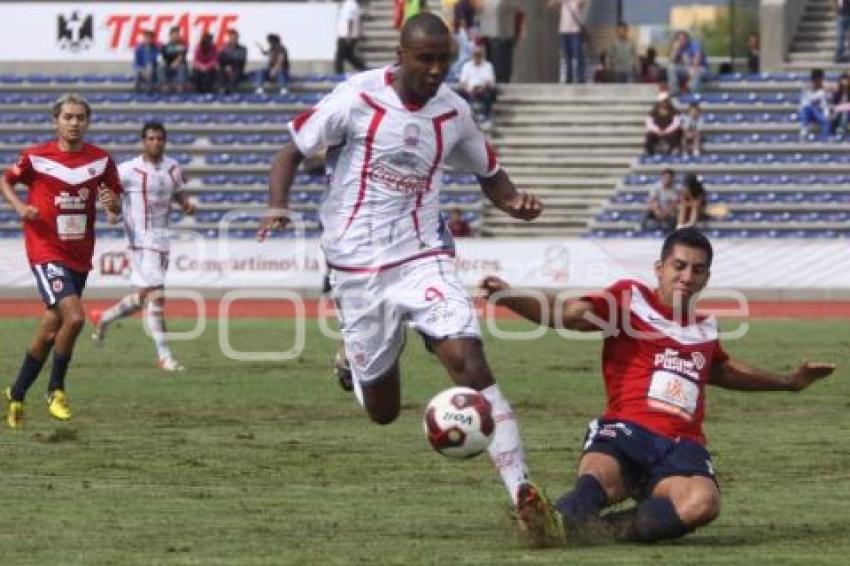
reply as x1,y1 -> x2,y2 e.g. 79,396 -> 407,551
58,11 -> 94,52
653,348 -> 700,380
55,191 -> 87,210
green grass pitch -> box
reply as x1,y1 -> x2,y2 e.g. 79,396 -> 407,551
0,317 -> 848,565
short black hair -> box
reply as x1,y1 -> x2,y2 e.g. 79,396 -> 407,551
141,121 -> 166,139
811,68 -> 825,82
400,12 -> 450,48
660,227 -> 713,267
661,167 -> 675,177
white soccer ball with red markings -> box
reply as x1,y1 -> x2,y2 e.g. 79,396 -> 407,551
423,387 -> 494,459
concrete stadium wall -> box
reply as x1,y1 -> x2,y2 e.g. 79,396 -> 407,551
760,0 -> 808,71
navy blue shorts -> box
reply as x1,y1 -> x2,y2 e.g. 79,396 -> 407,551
582,418 -> 717,499
31,262 -> 88,308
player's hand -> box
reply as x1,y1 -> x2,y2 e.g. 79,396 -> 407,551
256,212 -> 289,242
98,184 -> 120,214
182,199 -> 196,215
788,361 -> 836,392
478,275 -> 511,302
504,191 -> 542,221
17,204 -> 38,221
105,210 -> 122,225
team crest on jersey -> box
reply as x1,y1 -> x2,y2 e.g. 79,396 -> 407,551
403,123 -> 420,146
57,11 -> 94,52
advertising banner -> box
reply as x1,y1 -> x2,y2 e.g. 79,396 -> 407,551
0,2 -> 338,62
0,238 -> 848,291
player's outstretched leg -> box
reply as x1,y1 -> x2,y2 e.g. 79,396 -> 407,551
145,292 -> 184,371
46,295 -> 87,421
93,292 -> 143,344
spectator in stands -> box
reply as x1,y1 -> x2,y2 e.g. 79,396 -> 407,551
336,0 -> 367,75
450,0 -> 476,79
160,26 -> 189,93
677,173 -> 707,229
642,168 -> 679,234
747,34 -> 760,74
799,68 -> 832,141
836,0 -> 850,62
608,22 -> 638,83
681,101 -> 704,156
478,0 -> 525,84
218,29 -> 247,95
832,72 -> 850,133
644,94 -> 682,156
640,46 -> 663,84
459,44 -> 497,125
134,30 -> 159,94
447,208 -> 472,237
191,32 -> 219,94
551,0 -> 587,84
667,31 -> 708,95
255,33 -> 290,95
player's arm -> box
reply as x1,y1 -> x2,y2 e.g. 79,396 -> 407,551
479,170 -> 542,221
709,358 -> 836,392
257,141 -> 303,240
479,276 -> 600,331
0,175 -> 37,220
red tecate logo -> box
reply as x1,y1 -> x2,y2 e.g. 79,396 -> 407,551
105,13 -> 239,48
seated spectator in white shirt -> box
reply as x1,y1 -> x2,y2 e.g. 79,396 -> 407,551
680,102 -> 704,156
800,68 -> 832,140
459,45 -> 497,124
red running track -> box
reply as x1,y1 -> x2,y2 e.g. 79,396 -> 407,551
0,299 -> 849,319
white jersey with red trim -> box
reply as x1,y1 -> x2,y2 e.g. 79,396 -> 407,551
289,66 -> 499,271
118,155 -> 186,252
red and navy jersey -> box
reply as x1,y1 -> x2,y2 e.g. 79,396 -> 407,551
582,279 -> 728,445
4,141 -> 122,273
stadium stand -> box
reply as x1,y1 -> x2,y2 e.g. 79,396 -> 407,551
0,74 -> 483,240
587,70 -> 850,239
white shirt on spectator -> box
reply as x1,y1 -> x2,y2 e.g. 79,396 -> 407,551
337,0 -> 362,39
559,0 -> 584,34
460,59 -> 496,91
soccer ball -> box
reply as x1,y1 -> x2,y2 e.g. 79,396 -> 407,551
423,387 -> 494,459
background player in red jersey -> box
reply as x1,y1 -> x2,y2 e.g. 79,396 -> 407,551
0,93 -> 122,428
480,228 -> 835,545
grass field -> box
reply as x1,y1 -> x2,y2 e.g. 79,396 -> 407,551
0,317 -> 848,565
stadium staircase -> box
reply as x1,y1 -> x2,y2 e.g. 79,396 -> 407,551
786,0 -> 843,72
361,0 -> 399,68
485,84 -> 655,237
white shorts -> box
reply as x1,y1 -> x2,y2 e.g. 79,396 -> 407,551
129,248 -> 169,288
330,255 -> 480,385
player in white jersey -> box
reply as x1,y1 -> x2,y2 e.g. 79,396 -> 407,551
91,122 -> 195,371
257,13 -> 560,546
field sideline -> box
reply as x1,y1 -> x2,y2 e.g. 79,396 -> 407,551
0,317 -> 847,565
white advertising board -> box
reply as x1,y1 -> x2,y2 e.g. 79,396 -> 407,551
0,238 -> 848,291
0,3 -> 338,62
